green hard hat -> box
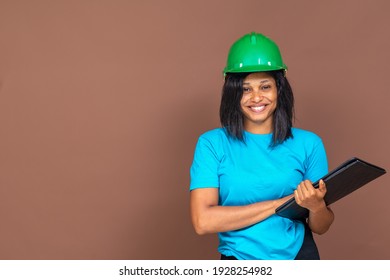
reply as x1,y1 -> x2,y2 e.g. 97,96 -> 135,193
223,32 -> 287,75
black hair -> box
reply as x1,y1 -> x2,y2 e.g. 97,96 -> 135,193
219,70 -> 295,147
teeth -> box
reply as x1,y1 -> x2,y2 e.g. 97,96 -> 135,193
251,106 -> 265,112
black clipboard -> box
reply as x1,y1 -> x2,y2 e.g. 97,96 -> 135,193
275,157 -> 386,220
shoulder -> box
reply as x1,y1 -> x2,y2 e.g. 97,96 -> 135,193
290,128 -> 328,179
289,128 -> 327,165
285,127 -> 325,153
192,128 -> 229,163
194,128 -> 231,159
198,127 -> 229,143
291,127 -> 323,144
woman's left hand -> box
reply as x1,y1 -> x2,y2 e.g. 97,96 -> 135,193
294,179 -> 327,213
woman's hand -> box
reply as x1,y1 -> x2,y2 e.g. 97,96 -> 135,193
294,179 -> 335,234
294,179 -> 327,213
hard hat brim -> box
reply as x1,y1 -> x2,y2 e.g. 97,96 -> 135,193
223,64 -> 287,75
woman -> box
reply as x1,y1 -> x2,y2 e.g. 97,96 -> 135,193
189,32 -> 334,260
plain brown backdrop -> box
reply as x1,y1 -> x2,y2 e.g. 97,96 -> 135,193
0,0 -> 389,260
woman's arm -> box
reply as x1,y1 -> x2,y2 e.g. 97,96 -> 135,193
294,180 -> 335,234
190,188 -> 293,235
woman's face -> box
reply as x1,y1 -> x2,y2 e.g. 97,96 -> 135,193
240,72 -> 278,134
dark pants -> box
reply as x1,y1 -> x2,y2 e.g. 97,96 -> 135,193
221,223 -> 320,260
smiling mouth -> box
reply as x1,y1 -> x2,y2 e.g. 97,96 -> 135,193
249,105 -> 266,113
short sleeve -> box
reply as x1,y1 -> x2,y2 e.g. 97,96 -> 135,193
189,136 -> 221,191
303,137 -> 328,183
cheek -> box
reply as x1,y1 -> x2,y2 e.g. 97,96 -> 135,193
272,90 -> 278,101
267,92 -> 278,107
240,94 -> 250,105
240,98 -> 245,106
240,99 -> 249,113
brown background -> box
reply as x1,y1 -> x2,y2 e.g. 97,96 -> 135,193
0,0 -> 389,260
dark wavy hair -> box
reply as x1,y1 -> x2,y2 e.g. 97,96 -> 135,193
219,70 -> 295,147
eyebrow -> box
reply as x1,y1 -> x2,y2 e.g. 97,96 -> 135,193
243,79 -> 270,85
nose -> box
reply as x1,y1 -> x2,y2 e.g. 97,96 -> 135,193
250,90 -> 263,102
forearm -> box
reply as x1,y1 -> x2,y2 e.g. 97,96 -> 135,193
191,196 -> 291,235
307,203 -> 335,235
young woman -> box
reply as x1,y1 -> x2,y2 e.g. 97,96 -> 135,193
189,32 -> 334,260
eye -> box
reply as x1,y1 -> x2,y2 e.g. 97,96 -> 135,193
261,84 -> 272,90
243,87 -> 251,92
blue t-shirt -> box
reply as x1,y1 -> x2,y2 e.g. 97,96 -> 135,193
189,127 -> 328,260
